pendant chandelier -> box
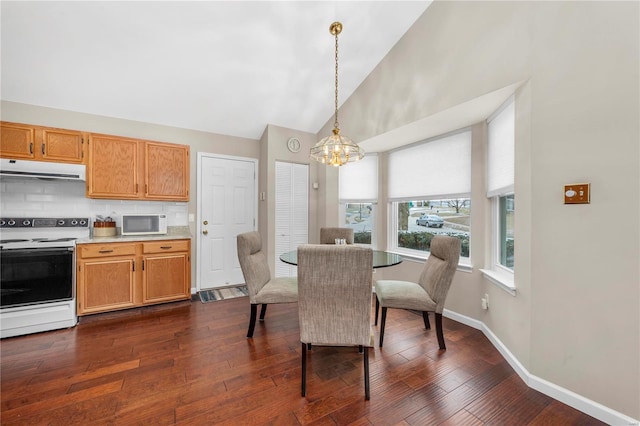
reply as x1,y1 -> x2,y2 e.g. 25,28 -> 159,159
310,21 -> 364,167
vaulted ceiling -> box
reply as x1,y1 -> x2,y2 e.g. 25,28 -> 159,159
1,1 -> 432,140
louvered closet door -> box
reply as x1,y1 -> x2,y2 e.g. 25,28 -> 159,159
275,161 -> 308,277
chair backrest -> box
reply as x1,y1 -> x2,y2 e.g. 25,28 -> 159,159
236,231 -> 271,303
297,244 -> 373,346
319,227 -> 355,244
418,235 -> 461,313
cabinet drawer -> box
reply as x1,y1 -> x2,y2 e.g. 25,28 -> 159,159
143,240 -> 189,254
78,243 -> 137,258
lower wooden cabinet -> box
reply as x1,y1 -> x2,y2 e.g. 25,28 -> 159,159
77,239 -> 190,315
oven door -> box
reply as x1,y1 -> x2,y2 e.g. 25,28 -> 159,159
0,247 -> 74,308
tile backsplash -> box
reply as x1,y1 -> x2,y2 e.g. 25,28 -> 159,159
0,177 -> 188,226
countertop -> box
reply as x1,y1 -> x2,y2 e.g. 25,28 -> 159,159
77,226 -> 192,244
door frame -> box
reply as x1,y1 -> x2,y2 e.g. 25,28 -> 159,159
196,152 -> 258,292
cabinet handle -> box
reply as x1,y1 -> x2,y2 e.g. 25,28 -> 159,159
98,249 -> 114,253
142,260 -> 145,270
160,246 -> 172,249
133,260 -> 135,271
42,143 -> 45,155
29,143 -> 33,154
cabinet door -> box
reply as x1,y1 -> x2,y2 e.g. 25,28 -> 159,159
77,257 -> 136,315
144,142 -> 189,201
41,128 -> 84,163
0,122 -> 36,159
88,135 -> 139,199
142,253 -> 190,304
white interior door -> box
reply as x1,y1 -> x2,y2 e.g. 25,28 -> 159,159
198,154 -> 257,290
275,161 -> 308,277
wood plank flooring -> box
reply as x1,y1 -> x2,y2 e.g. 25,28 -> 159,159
1,297 -> 605,425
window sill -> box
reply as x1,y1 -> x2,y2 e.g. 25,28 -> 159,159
391,251 -> 473,274
480,268 -> 516,296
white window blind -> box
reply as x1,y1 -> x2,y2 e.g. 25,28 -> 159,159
339,154 -> 378,202
487,98 -> 515,197
388,131 -> 471,201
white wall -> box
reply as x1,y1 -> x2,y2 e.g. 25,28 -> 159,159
317,1 -> 639,421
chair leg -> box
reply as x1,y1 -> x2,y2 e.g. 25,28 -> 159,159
259,304 -> 268,321
435,313 -> 446,350
422,311 -> 431,330
247,304 -> 258,338
379,307 -> 387,347
374,297 -> 380,325
363,346 -> 370,400
301,342 -> 307,397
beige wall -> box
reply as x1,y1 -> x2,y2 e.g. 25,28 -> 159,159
317,1 -> 639,419
260,124 -> 320,272
2,1 -> 638,419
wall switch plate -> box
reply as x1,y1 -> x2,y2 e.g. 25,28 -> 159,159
564,183 -> 590,204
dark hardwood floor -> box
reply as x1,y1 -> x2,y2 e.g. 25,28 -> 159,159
1,297 -> 604,425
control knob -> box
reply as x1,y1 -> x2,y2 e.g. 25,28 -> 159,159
71,220 -> 78,226
57,220 -> 65,226
8,220 -> 15,226
22,220 -> 31,226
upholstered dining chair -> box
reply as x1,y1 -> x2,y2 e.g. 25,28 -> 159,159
374,235 -> 460,350
236,231 -> 298,338
297,244 -> 374,400
319,227 -> 354,244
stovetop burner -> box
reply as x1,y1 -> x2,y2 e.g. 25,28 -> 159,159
0,217 -> 90,250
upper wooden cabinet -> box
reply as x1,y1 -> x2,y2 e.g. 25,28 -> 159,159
87,134 -> 139,199
41,128 -> 85,163
145,142 -> 189,200
87,134 -> 189,201
1,122 -> 85,164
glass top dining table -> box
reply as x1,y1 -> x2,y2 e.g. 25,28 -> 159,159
279,248 -> 403,268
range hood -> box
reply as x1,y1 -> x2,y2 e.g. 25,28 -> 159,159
0,159 -> 86,181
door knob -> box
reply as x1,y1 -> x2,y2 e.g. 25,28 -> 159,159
203,229 -> 208,235
203,220 -> 208,225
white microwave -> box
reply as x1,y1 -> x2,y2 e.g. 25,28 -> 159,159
121,214 -> 168,236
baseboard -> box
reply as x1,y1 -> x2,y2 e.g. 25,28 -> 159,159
443,309 -> 639,426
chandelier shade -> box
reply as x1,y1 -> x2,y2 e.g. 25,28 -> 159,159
311,22 -> 364,167
310,129 -> 364,167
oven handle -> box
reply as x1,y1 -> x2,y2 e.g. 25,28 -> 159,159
0,247 -> 74,256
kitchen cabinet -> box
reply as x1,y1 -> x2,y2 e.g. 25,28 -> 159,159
87,134 -> 189,201
0,121 -> 85,164
76,243 -> 138,315
87,134 -> 139,199
77,239 -> 191,316
142,240 -> 190,304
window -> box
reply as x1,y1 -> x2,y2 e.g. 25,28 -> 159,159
388,130 -> 471,260
483,97 -> 515,293
393,198 -> 470,258
339,154 -> 378,246
497,194 -> 514,268
341,203 -> 374,244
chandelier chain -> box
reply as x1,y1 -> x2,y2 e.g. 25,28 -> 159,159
309,21 -> 363,167
334,29 -> 340,131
